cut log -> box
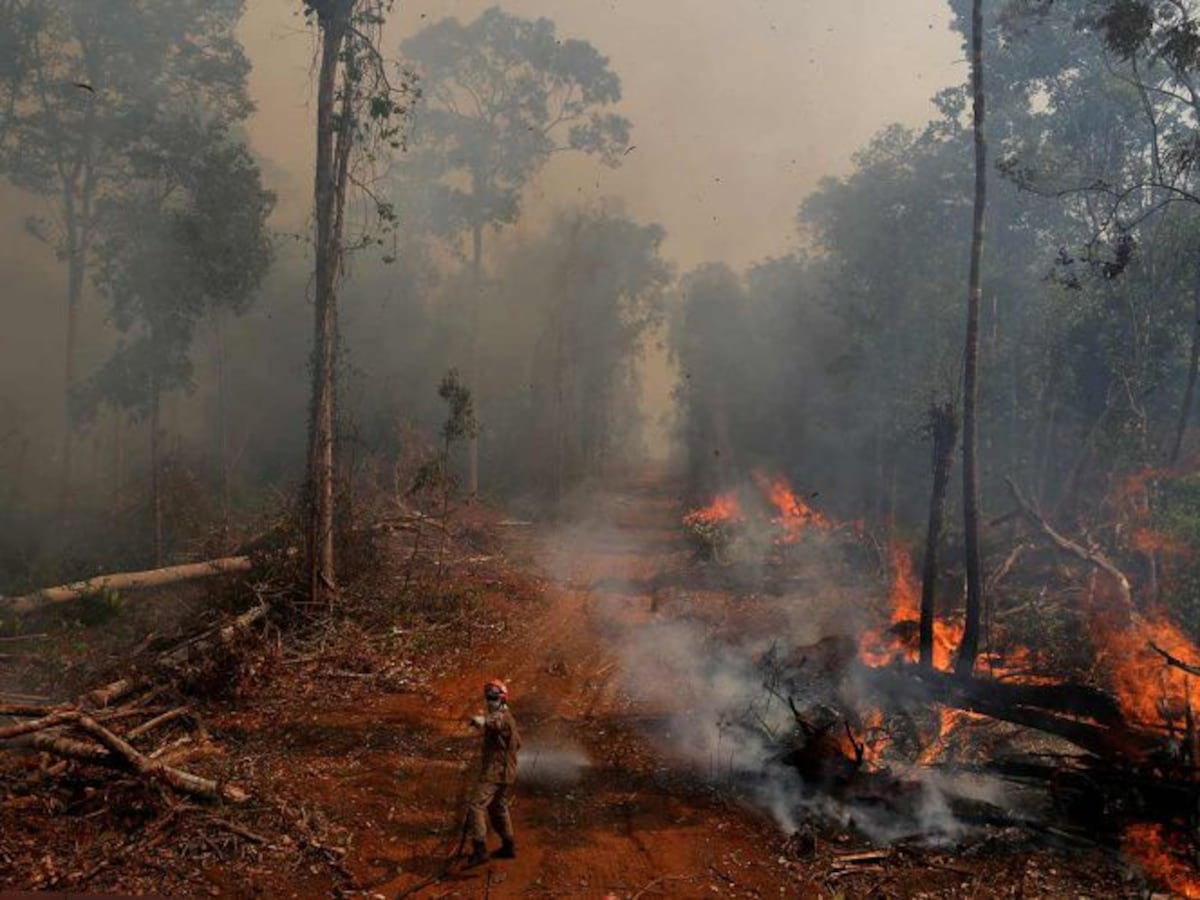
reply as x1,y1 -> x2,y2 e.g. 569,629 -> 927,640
80,678 -> 142,709
2,556 -> 254,615
0,709 -> 80,739
156,605 -> 266,669
74,715 -> 245,802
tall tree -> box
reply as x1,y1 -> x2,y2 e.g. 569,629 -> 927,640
0,0 -> 252,505
956,0 -> 988,677
302,0 -> 411,605
398,7 -> 631,494
78,118 -> 273,563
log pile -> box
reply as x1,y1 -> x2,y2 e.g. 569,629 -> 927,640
0,605 -> 266,803
1,685 -> 243,802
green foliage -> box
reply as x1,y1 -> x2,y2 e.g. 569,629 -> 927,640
437,368 -> 476,445
77,118 -> 274,422
1149,474 -> 1200,635
395,7 -> 630,240
0,0 -> 253,220
76,585 -> 124,626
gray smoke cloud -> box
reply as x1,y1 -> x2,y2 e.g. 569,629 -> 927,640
536,490 -> 1020,844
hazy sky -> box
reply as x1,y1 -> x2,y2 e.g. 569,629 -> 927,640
239,1 -> 963,271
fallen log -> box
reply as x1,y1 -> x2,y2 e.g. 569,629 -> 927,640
856,664 -> 1155,760
0,709 -> 80,740
2,556 -> 254,615
156,605 -> 266,669
74,715 -> 244,802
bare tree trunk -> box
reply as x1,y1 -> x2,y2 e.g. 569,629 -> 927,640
113,408 -> 123,515
216,313 -> 231,547
920,402 -> 958,670
1171,263 -> 1200,464
305,0 -> 352,606
956,0 -> 987,678
60,217 -> 82,511
151,382 -> 162,567
467,219 -> 483,497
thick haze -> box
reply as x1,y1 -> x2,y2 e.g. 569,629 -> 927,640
241,0 -> 960,270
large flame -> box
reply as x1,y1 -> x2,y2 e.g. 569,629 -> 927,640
858,543 -> 962,671
1089,606 -> 1200,728
1123,823 -> 1200,898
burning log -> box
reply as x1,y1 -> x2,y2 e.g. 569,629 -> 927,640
856,664 -> 1154,760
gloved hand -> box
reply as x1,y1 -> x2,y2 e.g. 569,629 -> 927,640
470,714 -> 485,728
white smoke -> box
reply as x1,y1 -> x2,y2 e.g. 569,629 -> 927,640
532,487 -> 1019,844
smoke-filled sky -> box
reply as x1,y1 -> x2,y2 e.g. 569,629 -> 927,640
240,0 -> 962,270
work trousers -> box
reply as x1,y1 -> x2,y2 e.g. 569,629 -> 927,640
469,781 -> 514,843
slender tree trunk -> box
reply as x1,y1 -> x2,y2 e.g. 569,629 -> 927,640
1171,263 -> 1200,465
216,313 -> 231,546
956,0 -> 988,678
150,383 -> 162,567
60,221 -> 83,511
920,402 -> 958,670
467,220 -> 483,497
306,0 -> 351,606
113,408 -> 123,515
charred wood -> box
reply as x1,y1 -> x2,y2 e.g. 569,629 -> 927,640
855,664 -> 1152,760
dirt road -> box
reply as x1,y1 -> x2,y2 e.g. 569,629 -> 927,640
207,470 -> 1129,899
373,472 -> 798,897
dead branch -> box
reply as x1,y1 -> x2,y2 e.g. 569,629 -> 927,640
1004,477 -> 1133,611
80,678 -> 142,709
156,605 -> 266,669
2,555 -> 254,614
0,709 -> 79,739
73,715 -> 245,803
0,702 -> 58,717
985,542 -> 1028,593
28,731 -> 111,762
125,707 -> 190,741
1150,642 -> 1200,677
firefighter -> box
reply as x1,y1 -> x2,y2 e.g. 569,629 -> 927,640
465,678 -> 521,867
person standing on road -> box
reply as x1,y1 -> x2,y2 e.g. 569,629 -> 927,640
465,678 -> 521,867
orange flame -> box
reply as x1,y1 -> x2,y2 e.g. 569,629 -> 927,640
858,543 -> 964,672
683,492 -> 742,527
683,473 -> 831,545
753,472 -> 830,543
1123,823 -> 1200,898
1090,606 -> 1200,728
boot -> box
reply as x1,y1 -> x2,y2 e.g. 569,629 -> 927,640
491,837 -> 516,859
465,839 -> 488,868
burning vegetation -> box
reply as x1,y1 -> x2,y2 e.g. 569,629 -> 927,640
680,468 -> 1200,894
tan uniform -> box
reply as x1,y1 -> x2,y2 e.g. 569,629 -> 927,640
469,706 -> 520,842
